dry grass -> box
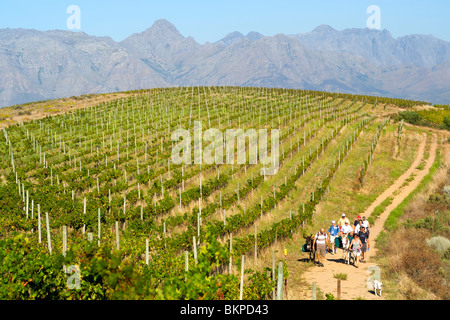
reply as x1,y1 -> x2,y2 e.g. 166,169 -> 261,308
400,141 -> 449,223
382,227 -> 447,299
376,139 -> 450,299
0,92 -> 129,129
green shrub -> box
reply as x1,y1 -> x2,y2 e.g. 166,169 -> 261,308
326,293 -> 336,300
426,236 -> 450,255
443,116 -> 450,129
333,273 -> 347,280
396,111 -> 422,125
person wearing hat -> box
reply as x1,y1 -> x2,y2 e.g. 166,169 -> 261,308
337,214 -> 350,229
354,219 -> 364,234
361,216 -> 370,235
328,220 -> 340,254
341,220 -> 353,235
340,221 -> 354,262
354,215 -> 362,227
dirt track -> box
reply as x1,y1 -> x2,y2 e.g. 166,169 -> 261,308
296,133 -> 438,300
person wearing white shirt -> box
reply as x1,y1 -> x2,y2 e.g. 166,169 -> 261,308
354,220 -> 363,234
341,221 -> 353,235
338,214 -> 350,228
313,228 -> 329,267
362,216 -> 370,235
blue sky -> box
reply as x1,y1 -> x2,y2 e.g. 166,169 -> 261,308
1,0 -> 449,43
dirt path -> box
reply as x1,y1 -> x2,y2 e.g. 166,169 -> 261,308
295,133 -> 438,300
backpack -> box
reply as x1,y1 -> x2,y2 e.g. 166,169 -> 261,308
334,237 -> 342,248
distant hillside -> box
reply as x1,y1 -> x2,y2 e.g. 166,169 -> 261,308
1,19 -> 450,107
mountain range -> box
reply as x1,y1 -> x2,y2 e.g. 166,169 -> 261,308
1,19 -> 449,108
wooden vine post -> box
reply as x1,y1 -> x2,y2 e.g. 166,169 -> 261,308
98,209 -> 101,246
45,212 -> 52,255
145,238 -> 150,265
337,279 -> 342,300
312,281 -> 317,300
62,225 -> 67,257
193,236 -> 198,265
254,223 -> 257,266
277,261 -> 283,300
272,249 -> 275,299
229,233 -> 233,274
115,221 -> 120,250
37,204 -> 41,244
239,255 -> 244,300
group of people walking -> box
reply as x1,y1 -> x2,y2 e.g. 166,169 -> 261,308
312,214 -> 371,267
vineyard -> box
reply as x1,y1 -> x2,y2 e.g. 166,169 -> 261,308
0,86 -> 439,300
395,105 -> 450,130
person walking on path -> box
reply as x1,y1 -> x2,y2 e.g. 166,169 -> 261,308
328,221 -> 340,254
354,219 -> 364,234
341,220 -> 354,236
362,216 -> 371,235
358,226 -> 370,263
313,228 -> 329,267
350,234 -> 363,268
338,214 -> 350,228
354,215 -> 362,227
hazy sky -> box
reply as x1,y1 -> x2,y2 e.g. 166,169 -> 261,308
1,0 -> 449,43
